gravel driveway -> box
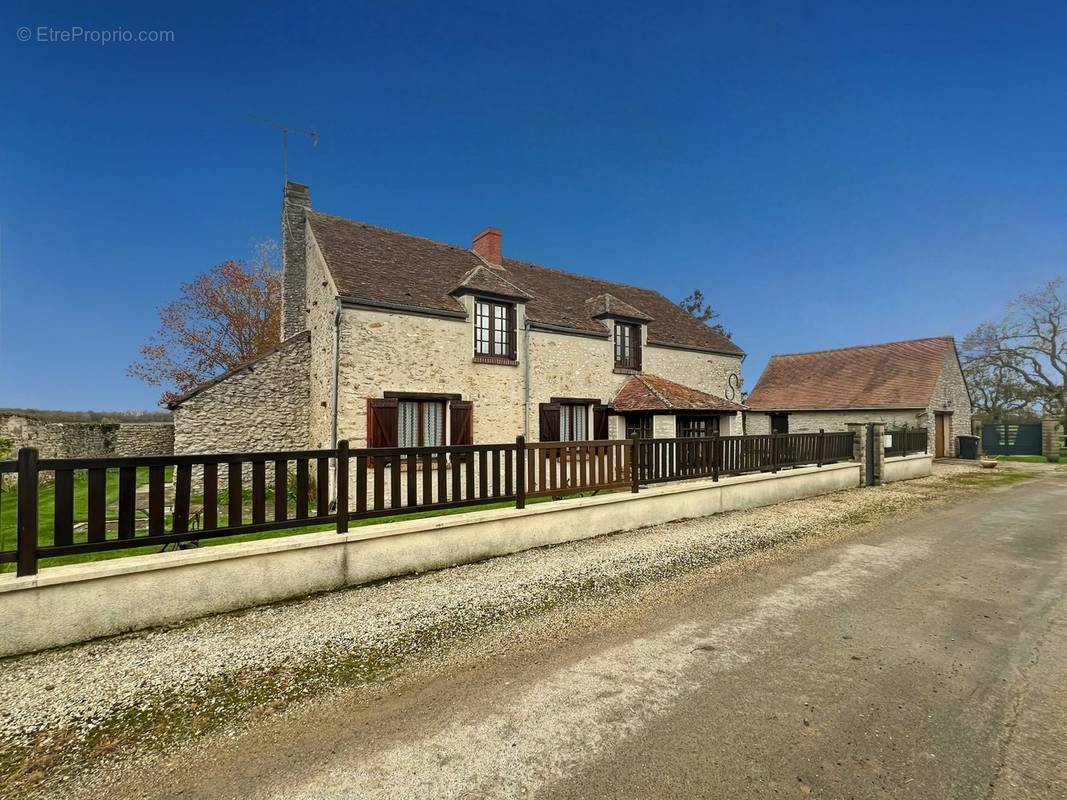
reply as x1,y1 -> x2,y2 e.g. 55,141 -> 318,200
0,462 -> 998,796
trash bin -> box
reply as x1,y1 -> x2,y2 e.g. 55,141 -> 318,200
957,435 -> 979,460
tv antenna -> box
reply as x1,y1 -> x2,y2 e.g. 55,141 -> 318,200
250,117 -> 319,183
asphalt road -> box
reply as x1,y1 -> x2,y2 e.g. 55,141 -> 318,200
119,474 -> 1067,799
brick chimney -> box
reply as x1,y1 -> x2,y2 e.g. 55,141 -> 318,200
281,181 -> 311,339
472,227 -> 502,265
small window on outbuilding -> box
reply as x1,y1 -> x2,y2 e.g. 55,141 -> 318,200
770,413 -> 789,435
676,414 -> 720,438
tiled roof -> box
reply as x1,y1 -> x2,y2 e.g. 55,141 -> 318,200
612,374 -> 745,413
452,265 -> 532,301
306,211 -> 742,355
745,336 -> 958,410
584,293 -> 652,322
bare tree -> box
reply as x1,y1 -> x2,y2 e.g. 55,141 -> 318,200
128,242 -> 282,405
960,353 -> 1039,422
678,289 -> 730,338
962,277 -> 1066,427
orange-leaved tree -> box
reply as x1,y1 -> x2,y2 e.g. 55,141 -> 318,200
129,242 -> 282,405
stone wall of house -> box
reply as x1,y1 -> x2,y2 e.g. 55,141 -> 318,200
525,326 -> 743,442
926,349 -> 973,456
744,409 -> 924,436
333,301 -> 745,447
335,300 -> 528,448
306,230 -> 337,450
0,413 -> 174,459
172,334 -> 311,456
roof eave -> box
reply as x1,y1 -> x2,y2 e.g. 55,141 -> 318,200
646,339 -> 745,358
339,295 -> 468,319
745,404 -> 928,412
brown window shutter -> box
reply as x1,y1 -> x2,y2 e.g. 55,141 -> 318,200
593,405 -> 609,440
507,304 -> 518,361
634,327 -> 643,371
449,400 -> 474,446
538,402 -> 561,442
367,398 -> 399,448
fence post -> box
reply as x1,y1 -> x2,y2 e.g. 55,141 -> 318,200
515,435 -> 526,509
771,433 -> 779,473
630,436 -> 640,493
16,447 -> 39,577
336,440 -> 349,533
901,423 -> 908,458
712,432 -> 720,482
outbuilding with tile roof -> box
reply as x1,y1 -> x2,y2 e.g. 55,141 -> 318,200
744,337 -> 973,457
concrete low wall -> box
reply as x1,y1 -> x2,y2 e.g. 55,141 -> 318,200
883,453 -> 933,482
0,462 -> 861,657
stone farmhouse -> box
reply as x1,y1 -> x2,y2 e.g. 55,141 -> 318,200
169,182 -> 745,454
744,336 -> 973,457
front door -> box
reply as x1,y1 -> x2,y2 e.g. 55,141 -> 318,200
934,412 -> 947,457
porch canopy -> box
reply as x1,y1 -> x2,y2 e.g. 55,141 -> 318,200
612,374 -> 744,415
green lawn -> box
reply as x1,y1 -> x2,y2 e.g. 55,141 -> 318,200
988,454 -> 1051,463
0,470 -> 565,573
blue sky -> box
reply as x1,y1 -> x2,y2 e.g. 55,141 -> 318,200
2,1 -> 1066,410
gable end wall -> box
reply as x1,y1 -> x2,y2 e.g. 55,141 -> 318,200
172,337 -> 311,456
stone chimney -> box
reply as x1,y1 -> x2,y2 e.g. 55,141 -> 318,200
281,181 -> 311,339
472,227 -> 502,265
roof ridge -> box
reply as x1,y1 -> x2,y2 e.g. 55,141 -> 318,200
767,336 -> 955,361
307,210 -> 478,259
503,255 -> 670,297
637,374 -> 672,407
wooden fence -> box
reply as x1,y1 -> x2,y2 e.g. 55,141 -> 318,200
884,426 -> 928,457
0,431 -> 856,577
636,430 -> 855,485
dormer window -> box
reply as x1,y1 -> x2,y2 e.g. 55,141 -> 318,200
614,321 -> 642,371
474,298 -> 516,360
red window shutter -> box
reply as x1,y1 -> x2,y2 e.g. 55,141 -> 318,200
539,402 -> 561,442
593,405 -> 609,440
367,398 -> 398,448
450,400 -> 474,446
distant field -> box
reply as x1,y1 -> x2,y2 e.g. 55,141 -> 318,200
0,407 -> 171,423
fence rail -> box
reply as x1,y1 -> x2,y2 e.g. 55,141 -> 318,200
636,430 -> 855,485
884,427 -> 928,457
1,430 -> 857,577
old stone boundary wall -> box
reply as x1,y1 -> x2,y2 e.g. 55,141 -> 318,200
0,455 -> 932,657
0,413 -> 174,460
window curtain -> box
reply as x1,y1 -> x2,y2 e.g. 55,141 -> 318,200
423,402 -> 444,446
399,401 -> 419,447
